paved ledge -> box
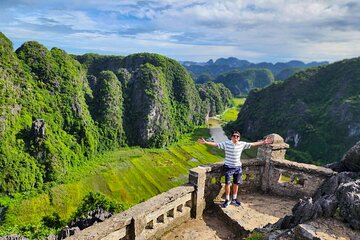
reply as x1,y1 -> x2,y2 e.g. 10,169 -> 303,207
215,193 -> 298,232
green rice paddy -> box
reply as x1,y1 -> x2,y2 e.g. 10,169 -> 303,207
220,98 -> 246,122
1,127 -> 225,228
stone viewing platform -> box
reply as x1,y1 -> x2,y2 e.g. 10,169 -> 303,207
160,193 -> 297,239
161,194 -> 359,240
66,134 -> 360,240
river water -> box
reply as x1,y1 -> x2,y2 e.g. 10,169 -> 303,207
207,117 -> 228,142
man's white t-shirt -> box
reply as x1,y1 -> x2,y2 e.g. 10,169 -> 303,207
217,140 -> 251,167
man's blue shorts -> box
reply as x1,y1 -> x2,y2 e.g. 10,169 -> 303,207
223,164 -> 242,185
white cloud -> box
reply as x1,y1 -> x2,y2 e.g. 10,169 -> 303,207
1,0 -> 360,62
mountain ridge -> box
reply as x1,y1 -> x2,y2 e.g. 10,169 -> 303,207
181,57 -> 328,78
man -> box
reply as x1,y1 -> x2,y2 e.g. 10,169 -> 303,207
197,131 -> 273,208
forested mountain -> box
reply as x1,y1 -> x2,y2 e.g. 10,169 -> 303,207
183,57 -> 328,82
214,69 -> 275,96
1,36 -> 98,193
0,33 -> 232,193
227,57 -> 360,165
197,82 -> 232,117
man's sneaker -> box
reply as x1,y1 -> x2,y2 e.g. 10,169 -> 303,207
232,199 -> 241,206
222,199 -> 231,208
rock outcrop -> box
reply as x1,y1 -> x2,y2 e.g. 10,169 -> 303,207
276,172 -> 360,229
31,119 -> 46,140
327,140 -> 360,172
58,208 -> 112,239
264,141 -> 360,238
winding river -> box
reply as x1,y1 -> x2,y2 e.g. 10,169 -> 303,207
207,117 -> 228,142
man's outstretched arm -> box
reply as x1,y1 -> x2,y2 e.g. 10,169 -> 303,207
250,136 -> 273,147
197,138 -> 218,147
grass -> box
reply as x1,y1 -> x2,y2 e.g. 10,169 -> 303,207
220,97 -> 246,122
244,231 -> 265,240
278,174 -> 291,183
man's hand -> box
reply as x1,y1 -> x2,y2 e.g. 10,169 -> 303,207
263,137 -> 273,144
197,138 -> 218,147
197,138 -> 206,144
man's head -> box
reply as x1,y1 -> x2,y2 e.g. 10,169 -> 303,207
231,131 -> 241,143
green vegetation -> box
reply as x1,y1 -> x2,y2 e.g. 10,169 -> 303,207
230,58 -> 360,165
221,98 -> 246,122
74,53 -> 124,76
245,231 -> 265,240
71,192 -> 125,220
1,36 -> 99,193
90,70 -> 125,150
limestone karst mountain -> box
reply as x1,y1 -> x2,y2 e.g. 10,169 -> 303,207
76,53 -> 232,147
0,32 -> 232,194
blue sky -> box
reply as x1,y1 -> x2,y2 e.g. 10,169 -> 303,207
1,0 -> 360,63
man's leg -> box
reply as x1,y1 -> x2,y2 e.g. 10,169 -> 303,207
225,183 -> 231,199
232,167 -> 242,206
222,165 -> 233,208
222,183 -> 231,208
232,183 -> 239,197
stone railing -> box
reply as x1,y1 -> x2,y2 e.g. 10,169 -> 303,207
70,134 -> 334,239
194,134 -> 334,204
68,185 -> 195,240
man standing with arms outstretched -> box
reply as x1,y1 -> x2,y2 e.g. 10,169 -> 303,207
197,131 -> 273,208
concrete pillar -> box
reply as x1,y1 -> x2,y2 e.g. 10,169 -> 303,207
257,134 -> 289,161
188,167 -> 207,219
257,134 -> 289,192
131,214 -> 146,240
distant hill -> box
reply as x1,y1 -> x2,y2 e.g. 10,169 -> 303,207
215,69 -> 275,96
182,57 -> 328,82
227,57 -> 360,165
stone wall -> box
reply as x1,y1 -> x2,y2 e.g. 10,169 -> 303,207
265,158 -> 333,198
69,133 -> 334,239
